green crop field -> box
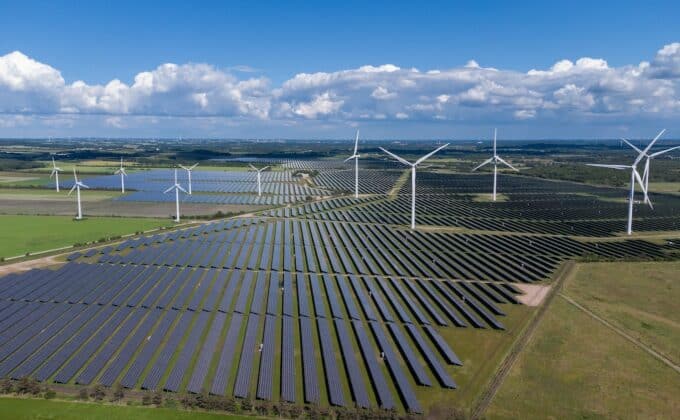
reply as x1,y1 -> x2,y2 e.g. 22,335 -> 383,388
0,398 -> 252,420
487,261 -> 680,419
0,215 -> 173,258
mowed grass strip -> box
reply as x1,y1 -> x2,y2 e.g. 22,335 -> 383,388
0,397 -> 252,420
0,215 -> 172,258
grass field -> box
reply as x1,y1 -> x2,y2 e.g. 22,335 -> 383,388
486,261 -> 680,419
0,215 -> 173,258
0,188 -> 119,201
648,182 -> 680,194
418,304 -> 535,413
0,398 -> 252,420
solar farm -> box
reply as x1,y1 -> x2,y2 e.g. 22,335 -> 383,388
1,138 -> 679,418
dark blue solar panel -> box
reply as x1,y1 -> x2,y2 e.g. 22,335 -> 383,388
211,312 -> 244,395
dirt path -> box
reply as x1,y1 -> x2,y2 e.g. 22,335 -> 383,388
516,284 -> 551,306
559,293 -> 680,374
0,255 -> 63,276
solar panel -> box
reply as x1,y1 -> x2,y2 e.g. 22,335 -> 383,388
210,312 -> 244,395
300,317 -> 319,403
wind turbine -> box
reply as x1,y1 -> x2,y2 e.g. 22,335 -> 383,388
49,157 -> 62,192
179,163 -> 198,195
248,164 -> 270,196
344,130 -> 361,198
68,167 -> 89,220
586,132 -> 664,235
379,143 -> 449,229
164,169 -> 187,223
621,130 -> 677,207
472,129 -> 518,201
114,157 -> 128,193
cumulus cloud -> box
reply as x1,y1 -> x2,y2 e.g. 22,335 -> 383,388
1,42 -> 680,130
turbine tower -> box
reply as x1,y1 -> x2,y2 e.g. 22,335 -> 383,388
114,157 -> 128,193
621,130 -> 676,207
164,168 -> 187,223
50,157 -> 62,192
344,130 -> 361,198
248,164 -> 270,196
179,163 -> 198,195
379,143 -> 449,230
472,129 -> 518,201
586,131 -> 666,235
68,167 -> 89,220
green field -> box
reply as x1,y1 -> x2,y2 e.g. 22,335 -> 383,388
0,215 -> 173,258
0,398 -> 251,420
487,261 -> 680,419
0,188 -> 119,201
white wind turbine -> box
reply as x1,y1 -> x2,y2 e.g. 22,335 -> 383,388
586,132 -> 664,235
49,157 -> 62,192
344,130 -> 361,198
472,129 -> 518,201
68,167 -> 89,220
248,164 -> 270,196
621,130 -> 677,207
114,157 -> 128,193
179,163 -> 198,195
380,143 -> 449,230
164,168 -> 187,223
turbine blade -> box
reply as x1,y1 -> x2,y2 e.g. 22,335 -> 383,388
189,163 -> 199,170
49,169 -> 55,178
249,164 -> 257,171
79,182 -> 89,189
179,165 -> 189,171
415,143 -> 449,165
163,186 -> 174,194
650,145 -> 680,157
497,157 -> 519,171
472,157 -> 493,171
379,147 -> 412,166
177,185 -> 187,193
68,185 -> 76,196
344,155 -> 356,163
260,166 -> 270,172
622,138 -> 642,154
636,129 -> 666,164
586,163 -> 630,170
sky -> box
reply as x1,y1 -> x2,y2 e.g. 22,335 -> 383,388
0,0 -> 679,139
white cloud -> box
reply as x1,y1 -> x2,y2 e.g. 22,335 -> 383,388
1,42 -> 680,131
292,92 -> 344,118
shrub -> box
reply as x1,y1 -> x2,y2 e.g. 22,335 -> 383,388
141,394 -> 152,406
78,387 -> 89,400
90,383 -> 106,401
16,377 -> 41,395
0,378 -> 13,394
241,397 -> 253,412
112,382 -> 124,401
152,391 -> 163,406
44,390 -> 56,399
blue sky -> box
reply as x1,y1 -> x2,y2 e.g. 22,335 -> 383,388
1,1 -> 679,139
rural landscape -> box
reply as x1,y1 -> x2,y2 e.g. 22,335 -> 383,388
0,135 -> 678,419
2,2 -> 680,419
